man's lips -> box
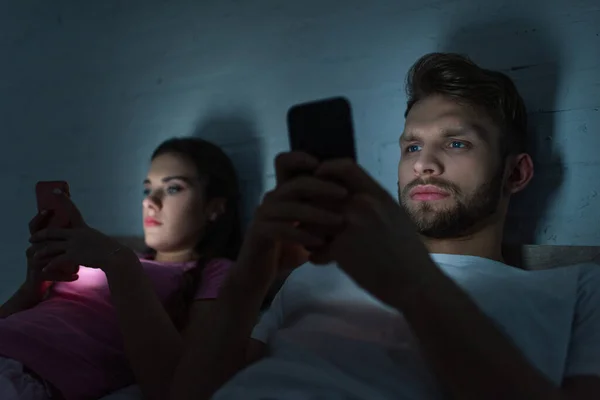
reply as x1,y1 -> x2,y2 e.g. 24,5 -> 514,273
409,185 -> 450,201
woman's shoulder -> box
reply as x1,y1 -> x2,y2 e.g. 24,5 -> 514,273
193,258 -> 235,300
202,257 -> 234,274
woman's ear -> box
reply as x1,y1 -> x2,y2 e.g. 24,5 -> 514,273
206,197 -> 227,222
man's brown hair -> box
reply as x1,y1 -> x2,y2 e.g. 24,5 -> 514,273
405,52 -> 528,156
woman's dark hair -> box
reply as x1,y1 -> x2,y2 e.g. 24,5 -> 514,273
404,52 -> 528,156
149,137 -> 242,329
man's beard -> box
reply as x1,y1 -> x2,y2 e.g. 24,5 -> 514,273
399,168 -> 505,239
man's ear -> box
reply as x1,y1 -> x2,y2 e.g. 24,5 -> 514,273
505,153 -> 534,195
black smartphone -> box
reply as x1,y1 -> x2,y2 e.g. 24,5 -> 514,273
287,96 -> 357,161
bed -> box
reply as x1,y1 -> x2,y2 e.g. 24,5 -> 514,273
98,239 -> 600,399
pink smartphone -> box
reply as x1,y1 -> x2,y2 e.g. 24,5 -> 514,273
35,181 -> 72,228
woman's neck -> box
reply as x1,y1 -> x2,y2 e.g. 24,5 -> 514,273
154,249 -> 198,263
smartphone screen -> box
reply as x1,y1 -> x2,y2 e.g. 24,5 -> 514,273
287,96 -> 357,161
35,181 -> 72,228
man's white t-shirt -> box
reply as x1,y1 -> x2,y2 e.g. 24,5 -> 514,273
213,254 -> 600,400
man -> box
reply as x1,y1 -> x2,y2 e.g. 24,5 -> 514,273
170,53 -> 600,400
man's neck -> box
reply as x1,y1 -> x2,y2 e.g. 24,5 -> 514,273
421,222 -> 505,263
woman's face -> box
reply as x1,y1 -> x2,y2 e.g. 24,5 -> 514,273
142,152 -> 208,258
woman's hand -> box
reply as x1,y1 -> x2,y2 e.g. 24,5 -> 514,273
24,210 -> 78,294
28,194 -> 138,275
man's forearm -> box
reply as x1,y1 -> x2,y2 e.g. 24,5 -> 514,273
169,264 -> 272,400
393,265 -> 561,400
104,257 -> 184,400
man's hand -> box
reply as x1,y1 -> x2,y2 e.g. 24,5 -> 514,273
311,159 -> 587,400
237,152 -> 349,286
310,159 -> 438,306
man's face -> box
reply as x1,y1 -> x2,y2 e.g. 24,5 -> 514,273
398,95 -> 507,238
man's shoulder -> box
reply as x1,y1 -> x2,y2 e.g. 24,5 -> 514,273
549,262 -> 600,315
572,261 -> 600,291
536,261 -> 600,291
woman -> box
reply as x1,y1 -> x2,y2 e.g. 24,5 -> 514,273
0,137 -> 242,400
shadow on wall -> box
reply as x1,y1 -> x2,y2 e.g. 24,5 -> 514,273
439,20 -> 565,245
191,111 -> 264,231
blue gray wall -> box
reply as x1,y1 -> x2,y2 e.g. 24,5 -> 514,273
1,0 -> 598,299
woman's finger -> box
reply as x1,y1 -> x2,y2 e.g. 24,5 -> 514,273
27,244 -> 63,268
62,273 -> 79,282
42,264 -> 79,277
41,270 -> 79,282
42,255 -> 77,274
54,194 -> 86,228
28,210 -> 54,235
25,245 -> 36,258
29,228 -> 73,243
32,242 -> 68,259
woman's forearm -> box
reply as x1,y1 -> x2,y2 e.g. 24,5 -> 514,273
0,281 -> 47,318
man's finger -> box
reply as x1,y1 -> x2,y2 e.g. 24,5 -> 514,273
307,246 -> 335,265
273,176 -> 348,202
315,159 -> 387,197
259,201 -> 344,227
274,151 -> 320,184
253,221 -> 325,248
